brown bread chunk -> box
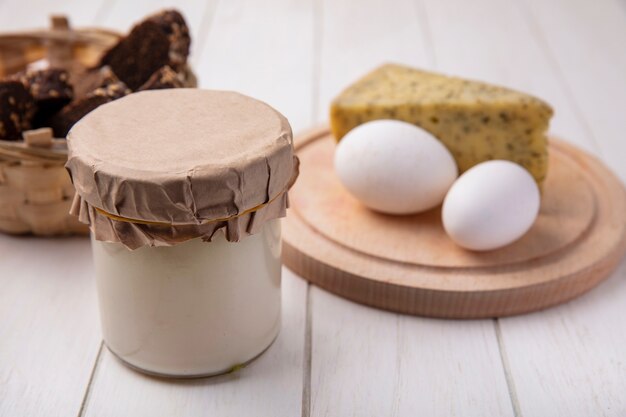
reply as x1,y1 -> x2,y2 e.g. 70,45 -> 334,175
0,81 -> 36,140
19,68 -> 73,106
98,20 -> 170,90
147,10 -> 191,66
17,68 -> 74,126
48,82 -> 131,137
90,82 -> 131,100
138,66 -> 185,91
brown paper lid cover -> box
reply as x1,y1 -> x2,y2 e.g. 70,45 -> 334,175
66,89 -> 297,247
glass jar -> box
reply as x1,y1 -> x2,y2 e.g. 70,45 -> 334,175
91,219 -> 282,377
66,89 -> 297,377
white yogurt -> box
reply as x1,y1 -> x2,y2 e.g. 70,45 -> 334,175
91,219 -> 282,377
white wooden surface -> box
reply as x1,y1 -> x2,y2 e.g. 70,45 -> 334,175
1,0 -> 625,416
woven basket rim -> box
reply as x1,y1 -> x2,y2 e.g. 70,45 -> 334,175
0,27 -> 121,45
0,138 -> 68,162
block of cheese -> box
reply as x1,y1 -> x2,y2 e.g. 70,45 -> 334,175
330,64 -> 553,184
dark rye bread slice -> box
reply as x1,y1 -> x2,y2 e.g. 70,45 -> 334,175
16,68 -> 74,126
147,10 -> 191,67
0,81 -> 36,141
98,20 -> 170,90
138,66 -> 185,90
48,82 -> 131,137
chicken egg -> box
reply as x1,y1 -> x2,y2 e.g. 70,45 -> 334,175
442,160 -> 541,251
334,120 -> 458,215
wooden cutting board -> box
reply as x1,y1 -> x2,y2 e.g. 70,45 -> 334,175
282,127 -> 626,318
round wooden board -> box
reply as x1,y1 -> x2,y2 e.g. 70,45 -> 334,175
282,127 -> 626,318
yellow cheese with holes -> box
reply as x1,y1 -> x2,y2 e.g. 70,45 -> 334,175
330,64 -> 553,184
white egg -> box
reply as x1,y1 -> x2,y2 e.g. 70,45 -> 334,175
442,160 -> 540,251
334,120 -> 458,215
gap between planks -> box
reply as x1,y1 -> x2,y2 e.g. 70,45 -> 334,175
77,341 -> 105,417
495,319 -> 522,417
302,0 -> 323,415
301,284 -> 313,417
618,0 -> 626,20
190,0 -> 221,69
414,0 -> 437,68
515,0 -> 602,155
93,0 -> 117,26
310,0 -> 324,125
70,2 -> 114,416
74,1 -> 115,414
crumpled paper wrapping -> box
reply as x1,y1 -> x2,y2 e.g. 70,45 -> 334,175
66,89 -> 298,249
69,186 -> 291,249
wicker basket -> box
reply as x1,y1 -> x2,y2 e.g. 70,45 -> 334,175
0,128 -> 86,235
0,16 -> 196,236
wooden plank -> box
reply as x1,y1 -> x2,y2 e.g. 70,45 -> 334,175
418,0 -> 626,415
195,0 -> 315,131
0,2 -> 108,416
83,1 -> 313,415
311,0 -> 515,415
310,288 -> 515,416
501,0 -> 626,415
82,269 -> 307,417
498,264 -> 626,417
0,236 -> 102,417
